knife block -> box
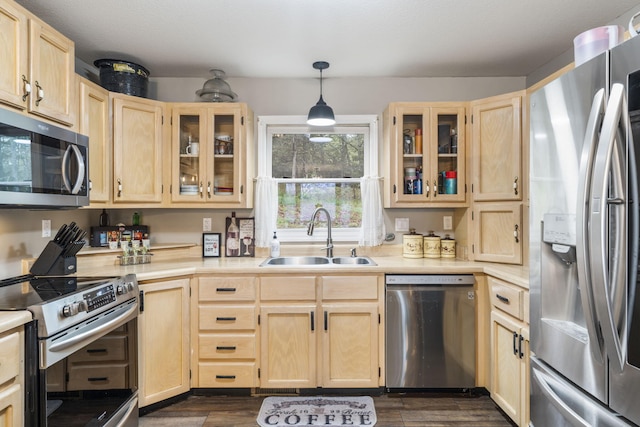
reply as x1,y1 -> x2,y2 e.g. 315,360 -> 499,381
30,241 -> 79,275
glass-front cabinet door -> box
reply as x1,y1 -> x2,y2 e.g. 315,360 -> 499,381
172,107 -> 206,202
171,104 -> 251,206
384,102 -> 466,207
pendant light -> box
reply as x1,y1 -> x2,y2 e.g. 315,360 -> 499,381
307,61 -> 335,126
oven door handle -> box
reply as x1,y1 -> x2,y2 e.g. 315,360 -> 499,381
102,395 -> 138,427
48,303 -> 137,353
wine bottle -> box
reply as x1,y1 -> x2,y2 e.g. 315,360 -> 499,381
226,212 -> 240,256
99,209 -> 109,227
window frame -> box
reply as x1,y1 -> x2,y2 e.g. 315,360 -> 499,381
257,115 -> 379,242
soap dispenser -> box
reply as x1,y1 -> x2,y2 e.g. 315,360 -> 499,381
270,231 -> 280,258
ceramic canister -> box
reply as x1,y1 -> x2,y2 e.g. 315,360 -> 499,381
441,234 -> 456,258
403,229 -> 423,258
423,231 -> 441,258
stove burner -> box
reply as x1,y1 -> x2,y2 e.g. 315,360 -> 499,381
31,277 -> 78,298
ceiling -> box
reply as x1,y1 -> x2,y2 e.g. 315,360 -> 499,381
15,0 -> 640,79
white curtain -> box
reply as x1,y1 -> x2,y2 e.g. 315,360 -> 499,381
359,176 -> 385,246
254,177 -> 278,247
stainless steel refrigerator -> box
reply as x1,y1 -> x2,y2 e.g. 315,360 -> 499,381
530,34 -> 640,427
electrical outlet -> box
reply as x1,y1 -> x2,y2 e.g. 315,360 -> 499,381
203,217 -> 212,232
443,215 -> 453,230
395,218 -> 409,232
42,219 -> 51,237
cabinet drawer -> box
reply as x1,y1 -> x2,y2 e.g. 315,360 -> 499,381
0,330 -> 20,385
68,335 -> 127,363
67,364 -> 128,390
199,334 -> 256,359
260,276 -> 316,300
0,384 -> 21,427
199,306 -> 256,330
488,276 -> 523,320
198,362 -> 256,387
322,275 -> 379,300
199,277 -> 257,301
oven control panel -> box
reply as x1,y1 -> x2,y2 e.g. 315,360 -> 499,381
84,284 -> 117,312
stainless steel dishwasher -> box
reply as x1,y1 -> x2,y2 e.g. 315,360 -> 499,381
385,274 -> 476,389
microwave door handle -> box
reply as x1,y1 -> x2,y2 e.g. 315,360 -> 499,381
589,83 -> 626,372
69,144 -> 85,194
61,145 -> 72,193
576,88 -> 606,364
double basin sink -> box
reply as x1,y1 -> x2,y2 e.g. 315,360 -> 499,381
260,255 -> 376,267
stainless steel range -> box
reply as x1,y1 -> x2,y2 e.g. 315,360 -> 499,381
0,273 -> 139,427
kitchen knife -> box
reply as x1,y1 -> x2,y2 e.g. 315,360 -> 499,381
53,224 -> 68,243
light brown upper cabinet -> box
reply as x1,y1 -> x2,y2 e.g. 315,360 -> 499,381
169,103 -> 254,208
78,77 -> 110,203
470,92 -> 523,202
0,0 -> 75,126
112,93 -> 166,204
383,102 -> 467,208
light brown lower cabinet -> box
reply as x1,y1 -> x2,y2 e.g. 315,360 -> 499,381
192,275 -> 259,388
0,325 -> 23,427
138,277 -> 190,407
259,274 -> 383,389
488,276 -> 530,427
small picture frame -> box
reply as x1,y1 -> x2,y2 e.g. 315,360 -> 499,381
202,233 -> 221,257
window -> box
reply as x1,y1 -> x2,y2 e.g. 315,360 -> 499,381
258,116 -> 378,242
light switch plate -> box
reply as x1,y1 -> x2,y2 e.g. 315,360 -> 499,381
395,218 -> 409,232
203,218 -> 212,232
443,215 -> 453,230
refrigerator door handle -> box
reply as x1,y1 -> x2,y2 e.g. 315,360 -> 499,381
589,82 -> 627,372
531,365 -> 592,427
576,87 -> 606,363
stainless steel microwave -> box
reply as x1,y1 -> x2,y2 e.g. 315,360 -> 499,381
0,108 -> 89,208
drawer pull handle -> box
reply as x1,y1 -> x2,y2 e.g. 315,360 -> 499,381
216,317 -> 236,321
513,331 -> 519,355
216,346 -> 236,351
216,288 -> 237,292
216,375 -> 236,379
496,294 -> 510,304
88,377 -> 108,382
87,349 -> 108,354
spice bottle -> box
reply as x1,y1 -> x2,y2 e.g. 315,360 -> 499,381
415,128 -> 423,154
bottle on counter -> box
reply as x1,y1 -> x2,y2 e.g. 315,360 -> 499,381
132,211 -> 140,226
99,209 -> 109,227
270,231 -> 281,258
226,212 -> 240,257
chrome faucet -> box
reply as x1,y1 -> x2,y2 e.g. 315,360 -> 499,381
307,207 -> 333,258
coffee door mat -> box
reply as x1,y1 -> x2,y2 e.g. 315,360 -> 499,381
257,396 -> 376,427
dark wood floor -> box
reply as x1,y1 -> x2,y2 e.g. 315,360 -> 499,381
140,391 -> 516,427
